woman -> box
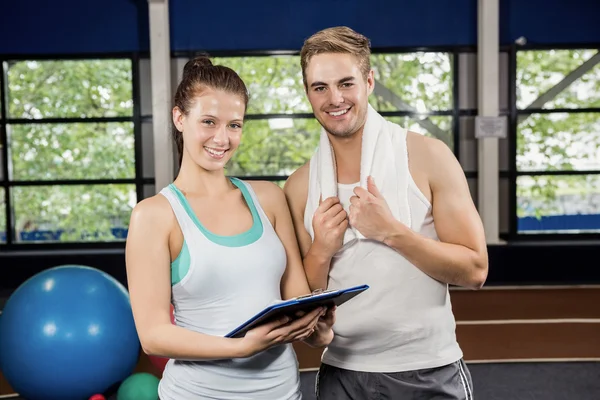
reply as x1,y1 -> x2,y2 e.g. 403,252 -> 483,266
125,55 -> 335,400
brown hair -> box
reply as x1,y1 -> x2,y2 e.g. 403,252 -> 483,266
300,26 -> 371,87
172,54 -> 249,167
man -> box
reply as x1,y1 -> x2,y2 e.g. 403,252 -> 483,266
283,26 -> 488,399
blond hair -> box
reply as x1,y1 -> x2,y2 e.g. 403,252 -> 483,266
300,26 -> 371,87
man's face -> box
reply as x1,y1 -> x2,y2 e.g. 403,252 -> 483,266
304,53 -> 374,138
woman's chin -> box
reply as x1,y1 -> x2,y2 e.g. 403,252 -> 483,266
196,157 -> 230,172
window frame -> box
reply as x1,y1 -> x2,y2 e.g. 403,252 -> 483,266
0,46 -> 465,251
0,52 -> 152,251
507,43 -> 600,241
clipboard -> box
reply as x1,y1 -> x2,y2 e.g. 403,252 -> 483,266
225,284 -> 369,338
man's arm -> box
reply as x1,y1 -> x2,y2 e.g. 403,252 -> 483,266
250,180 -> 333,348
382,138 -> 488,289
283,164 -> 346,291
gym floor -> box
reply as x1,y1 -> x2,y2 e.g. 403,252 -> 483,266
3,363 -> 600,399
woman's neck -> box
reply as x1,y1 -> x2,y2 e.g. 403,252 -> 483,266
173,158 -> 233,197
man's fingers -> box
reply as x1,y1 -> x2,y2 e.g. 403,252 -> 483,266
353,186 -> 373,201
317,196 -> 340,213
331,209 -> 348,226
322,203 -> 344,220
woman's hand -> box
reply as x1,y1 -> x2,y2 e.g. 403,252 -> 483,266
239,307 -> 325,357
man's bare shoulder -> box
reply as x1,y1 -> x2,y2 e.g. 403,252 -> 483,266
407,131 -> 455,168
408,131 -> 466,194
246,180 -> 286,210
283,161 -> 310,206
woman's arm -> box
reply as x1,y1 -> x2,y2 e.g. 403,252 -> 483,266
125,195 -> 315,359
125,196 -> 246,360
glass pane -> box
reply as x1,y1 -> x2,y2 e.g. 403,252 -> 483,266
388,116 -> 453,150
214,56 -> 312,115
0,188 -> 5,243
12,184 -> 135,243
517,50 -> 600,110
7,59 -> 133,119
226,118 -> 321,176
517,174 -> 600,234
517,112 -> 600,172
10,122 -> 135,180
371,52 -> 453,112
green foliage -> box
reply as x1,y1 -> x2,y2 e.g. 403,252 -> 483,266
5,59 -> 135,242
11,122 -> 135,180
8,59 -> 133,118
12,185 -> 135,243
214,56 -> 311,114
517,50 -> 600,110
516,50 -> 600,222
226,118 -> 322,176
370,53 -> 452,111
517,175 -> 600,219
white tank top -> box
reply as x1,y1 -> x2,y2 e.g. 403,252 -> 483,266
305,172 -> 463,373
157,178 -> 301,400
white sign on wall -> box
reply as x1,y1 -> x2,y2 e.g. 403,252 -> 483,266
475,116 -> 507,139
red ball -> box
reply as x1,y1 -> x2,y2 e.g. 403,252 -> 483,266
89,395 -> 105,400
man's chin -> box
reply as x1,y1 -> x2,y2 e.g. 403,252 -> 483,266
328,130 -> 355,138
323,124 -> 358,138
315,116 -> 361,139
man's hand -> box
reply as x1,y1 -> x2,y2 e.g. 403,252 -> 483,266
311,197 -> 348,259
349,176 -> 402,242
305,306 -> 336,348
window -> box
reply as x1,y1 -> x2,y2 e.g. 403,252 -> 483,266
0,58 -> 141,245
213,52 -> 455,183
515,49 -> 600,235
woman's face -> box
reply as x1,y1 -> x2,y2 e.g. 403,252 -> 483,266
173,88 -> 246,172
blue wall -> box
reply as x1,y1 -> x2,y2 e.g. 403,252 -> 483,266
518,214 -> 600,233
170,0 -> 477,51
501,0 -> 600,46
0,0 -> 598,55
0,0 -> 149,55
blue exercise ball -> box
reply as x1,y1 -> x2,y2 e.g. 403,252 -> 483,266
0,265 -> 140,400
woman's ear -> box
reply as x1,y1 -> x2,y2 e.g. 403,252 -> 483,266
172,106 -> 185,132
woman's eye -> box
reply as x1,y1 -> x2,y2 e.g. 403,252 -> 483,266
202,120 -> 215,125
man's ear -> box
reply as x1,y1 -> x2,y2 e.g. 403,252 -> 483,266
366,69 -> 375,96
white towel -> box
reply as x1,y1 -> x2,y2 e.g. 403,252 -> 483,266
307,104 -> 412,245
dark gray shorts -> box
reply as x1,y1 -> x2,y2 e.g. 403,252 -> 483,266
315,359 -> 474,400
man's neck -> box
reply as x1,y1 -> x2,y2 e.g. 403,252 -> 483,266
328,127 -> 364,184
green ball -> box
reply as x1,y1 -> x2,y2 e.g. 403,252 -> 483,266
117,372 -> 160,400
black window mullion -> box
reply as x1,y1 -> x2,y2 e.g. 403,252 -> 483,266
131,53 -> 144,202
6,116 -> 133,124
1,59 -> 14,245
508,46 -> 519,239
452,50 -> 460,161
